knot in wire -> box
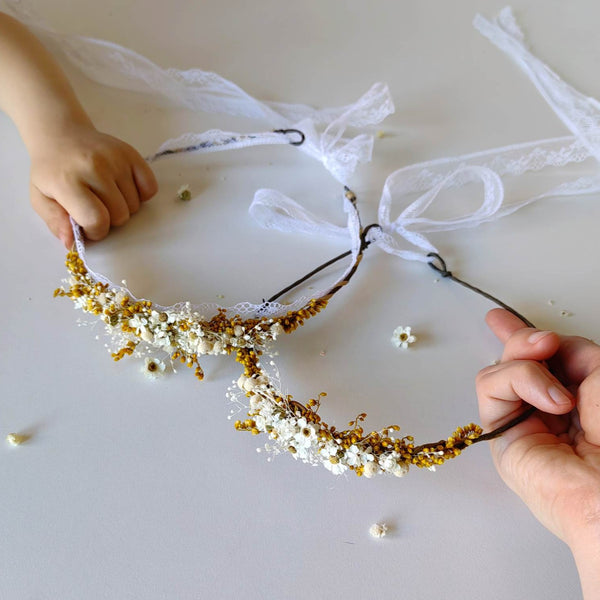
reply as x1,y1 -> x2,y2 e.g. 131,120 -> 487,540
427,252 -> 452,277
361,223 -> 382,250
273,129 -> 305,146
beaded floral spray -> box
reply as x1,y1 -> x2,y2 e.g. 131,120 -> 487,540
55,185 -> 536,479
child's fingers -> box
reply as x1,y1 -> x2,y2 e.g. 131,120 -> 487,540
30,185 -> 74,247
116,173 -> 141,215
86,178 -> 131,227
476,360 -> 574,432
131,160 -> 158,202
57,186 -> 111,241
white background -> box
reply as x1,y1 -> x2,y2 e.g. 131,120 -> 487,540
1,1 -> 598,598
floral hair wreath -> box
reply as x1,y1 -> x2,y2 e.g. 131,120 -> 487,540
48,5 -> 590,477
55,131 -> 537,478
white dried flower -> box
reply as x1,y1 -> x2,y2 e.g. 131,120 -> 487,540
142,357 -> 166,379
177,184 -> 192,201
6,433 -> 26,446
270,323 -> 284,338
369,523 -> 388,538
391,326 -> 416,349
243,378 -> 258,392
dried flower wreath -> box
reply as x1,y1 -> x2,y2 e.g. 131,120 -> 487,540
41,4 -> 591,477
55,158 -> 537,478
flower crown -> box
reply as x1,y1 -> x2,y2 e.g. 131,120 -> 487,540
56,182 -> 538,478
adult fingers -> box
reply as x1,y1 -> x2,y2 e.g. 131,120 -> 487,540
485,308 -> 530,344
486,308 -> 561,364
476,360 -> 574,433
30,184 -> 74,247
501,328 -> 561,363
555,336 -> 600,385
577,367 -> 600,446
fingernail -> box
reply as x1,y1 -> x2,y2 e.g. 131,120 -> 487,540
548,385 -> 573,407
528,330 -> 554,344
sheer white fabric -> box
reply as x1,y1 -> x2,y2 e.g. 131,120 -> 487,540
71,189 -> 361,319
252,8 -> 600,261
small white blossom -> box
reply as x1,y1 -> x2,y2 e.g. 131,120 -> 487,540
142,357 -> 166,379
177,184 -> 192,201
319,441 -> 338,458
293,418 -> 317,450
243,378 -> 258,392
270,323 -> 284,339
129,314 -> 148,335
369,523 -> 388,538
323,458 -> 348,475
391,326 -> 417,349
141,329 -> 154,343
345,445 -> 362,467
273,419 -> 297,443
6,433 -> 26,446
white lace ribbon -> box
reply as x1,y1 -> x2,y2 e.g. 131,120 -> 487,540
12,2 -> 600,295
250,8 -> 600,261
474,7 -> 600,163
70,187 -> 362,319
1,1 -> 393,184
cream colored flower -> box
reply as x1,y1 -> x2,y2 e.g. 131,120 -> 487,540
369,523 -> 388,538
142,357 -> 166,379
391,326 -> 416,349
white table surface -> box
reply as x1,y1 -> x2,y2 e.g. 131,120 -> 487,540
1,1 -> 598,598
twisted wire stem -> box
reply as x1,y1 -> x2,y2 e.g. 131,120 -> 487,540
265,203 -> 539,444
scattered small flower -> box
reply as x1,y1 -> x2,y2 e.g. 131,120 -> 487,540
177,184 -> 192,201
143,357 -> 166,379
376,130 -> 386,139
6,433 -> 26,446
391,326 -> 417,349
369,523 -> 388,538
560,310 -> 572,317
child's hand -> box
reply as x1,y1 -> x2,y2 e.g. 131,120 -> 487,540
476,309 -> 600,596
28,122 -> 158,247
